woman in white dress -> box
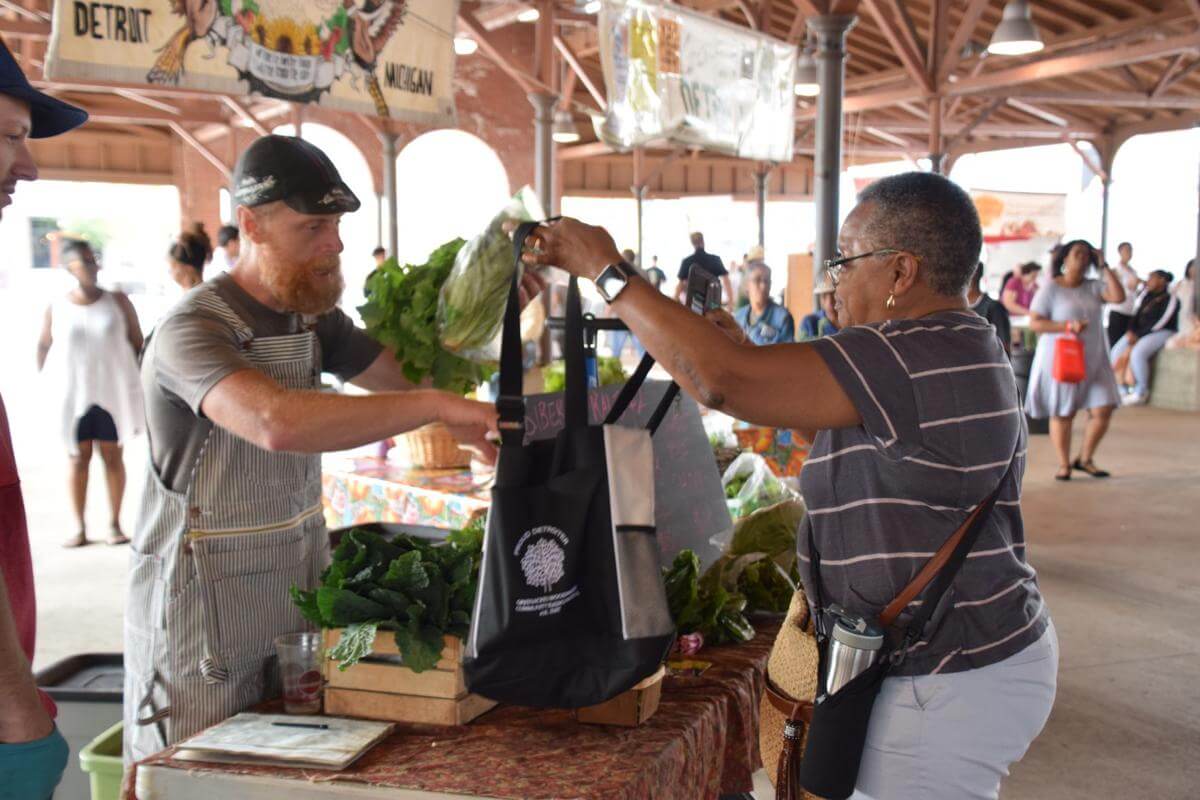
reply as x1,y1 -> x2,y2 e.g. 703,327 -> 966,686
36,240 -> 144,547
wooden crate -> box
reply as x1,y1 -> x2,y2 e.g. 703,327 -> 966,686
322,629 -> 496,726
576,666 -> 665,727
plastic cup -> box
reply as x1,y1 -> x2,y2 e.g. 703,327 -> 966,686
275,632 -> 324,715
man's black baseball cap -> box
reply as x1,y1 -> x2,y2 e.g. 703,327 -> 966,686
0,39 -> 87,138
233,135 -> 361,215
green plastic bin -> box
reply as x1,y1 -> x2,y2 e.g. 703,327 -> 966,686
79,721 -> 124,800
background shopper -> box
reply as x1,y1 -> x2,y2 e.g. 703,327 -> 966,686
1025,240 -> 1124,480
36,240 -> 144,547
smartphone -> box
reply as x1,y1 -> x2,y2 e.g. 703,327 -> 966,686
686,266 -> 723,315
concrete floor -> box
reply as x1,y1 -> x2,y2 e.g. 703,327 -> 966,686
7,358 -> 1199,798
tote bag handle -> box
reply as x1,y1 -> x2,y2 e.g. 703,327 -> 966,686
499,222 -> 588,444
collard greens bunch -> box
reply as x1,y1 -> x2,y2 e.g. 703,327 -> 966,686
291,521 -> 484,672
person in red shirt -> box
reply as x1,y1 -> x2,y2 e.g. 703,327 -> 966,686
0,39 -> 88,799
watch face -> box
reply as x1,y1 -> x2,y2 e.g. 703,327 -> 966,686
598,267 -> 627,300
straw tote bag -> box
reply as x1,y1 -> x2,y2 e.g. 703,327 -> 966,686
758,590 -> 821,800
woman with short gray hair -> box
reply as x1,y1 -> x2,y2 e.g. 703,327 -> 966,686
524,172 -> 1057,799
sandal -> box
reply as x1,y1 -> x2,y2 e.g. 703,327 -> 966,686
1072,458 -> 1111,478
1054,466 -> 1071,481
62,531 -> 89,548
107,530 -> 131,546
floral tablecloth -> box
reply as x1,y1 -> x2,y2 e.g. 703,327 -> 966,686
128,620 -> 780,800
321,456 -> 491,532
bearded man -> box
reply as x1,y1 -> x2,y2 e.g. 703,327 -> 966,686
124,136 -> 509,761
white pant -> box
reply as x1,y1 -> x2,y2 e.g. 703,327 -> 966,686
1110,329 -> 1173,396
850,622 -> 1059,800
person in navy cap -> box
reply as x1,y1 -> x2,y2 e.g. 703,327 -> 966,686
0,37 -> 88,800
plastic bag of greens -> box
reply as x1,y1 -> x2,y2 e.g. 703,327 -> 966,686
437,187 -> 545,362
721,452 -> 794,520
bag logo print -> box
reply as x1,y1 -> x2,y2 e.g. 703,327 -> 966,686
512,526 -> 580,617
521,537 -> 565,591
515,526 -> 568,591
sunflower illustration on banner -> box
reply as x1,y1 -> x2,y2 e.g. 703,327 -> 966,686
45,0 -> 457,125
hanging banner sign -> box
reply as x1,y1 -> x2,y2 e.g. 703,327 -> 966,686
971,190 -> 1067,243
596,0 -> 797,163
45,0 -> 458,125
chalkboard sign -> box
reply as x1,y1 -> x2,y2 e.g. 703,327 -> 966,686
524,380 -> 730,569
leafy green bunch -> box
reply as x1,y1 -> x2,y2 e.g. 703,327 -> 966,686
663,550 -> 756,646
661,501 -> 808,646
359,240 -> 490,396
291,521 -> 484,673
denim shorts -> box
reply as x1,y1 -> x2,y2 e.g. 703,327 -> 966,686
0,726 -> 69,800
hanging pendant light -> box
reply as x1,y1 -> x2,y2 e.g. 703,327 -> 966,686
794,49 -> 820,96
552,110 -> 581,144
988,0 -> 1044,56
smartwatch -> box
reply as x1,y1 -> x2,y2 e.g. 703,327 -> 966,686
596,261 -> 636,304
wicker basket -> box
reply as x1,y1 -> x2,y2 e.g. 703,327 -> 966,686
759,590 -> 821,797
393,422 -> 471,469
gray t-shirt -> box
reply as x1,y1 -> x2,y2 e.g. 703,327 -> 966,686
799,310 -> 1047,677
142,273 -> 383,493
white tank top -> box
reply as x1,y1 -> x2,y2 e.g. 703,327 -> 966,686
45,291 -> 145,453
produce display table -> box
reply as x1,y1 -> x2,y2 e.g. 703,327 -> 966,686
126,621 -> 779,800
321,457 -> 490,533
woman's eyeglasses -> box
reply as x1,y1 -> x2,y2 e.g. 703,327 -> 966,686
823,249 -> 918,285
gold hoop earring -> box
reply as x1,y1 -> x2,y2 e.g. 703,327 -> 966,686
886,293 -> 896,310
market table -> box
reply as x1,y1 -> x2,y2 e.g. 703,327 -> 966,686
126,621 -> 779,800
321,456 -> 490,533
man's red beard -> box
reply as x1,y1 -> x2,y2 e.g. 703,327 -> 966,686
261,253 -> 344,315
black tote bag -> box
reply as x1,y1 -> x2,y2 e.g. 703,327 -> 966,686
463,223 -> 677,708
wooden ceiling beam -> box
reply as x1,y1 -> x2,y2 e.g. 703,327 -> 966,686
944,97 -> 1003,151
169,122 -> 232,180
220,96 -> 269,137
554,35 -> 605,109
861,120 -> 1096,138
1115,110 -> 1200,141
983,89 -> 1200,110
948,136 -> 1070,158
457,10 -> 552,96
857,4 -> 1194,92
947,31 -> 1200,96
0,17 -> 48,37
68,97 -> 227,127
1150,53 -> 1188,98
112,89 -> 180,116
860,0 -> 931,91
0,0 -> 48,22
939,0 -> 989,83
1068,140 -> 1108,181
1006,98 -> 1069,128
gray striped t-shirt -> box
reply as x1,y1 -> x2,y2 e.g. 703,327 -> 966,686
798,310 -> 1048,677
